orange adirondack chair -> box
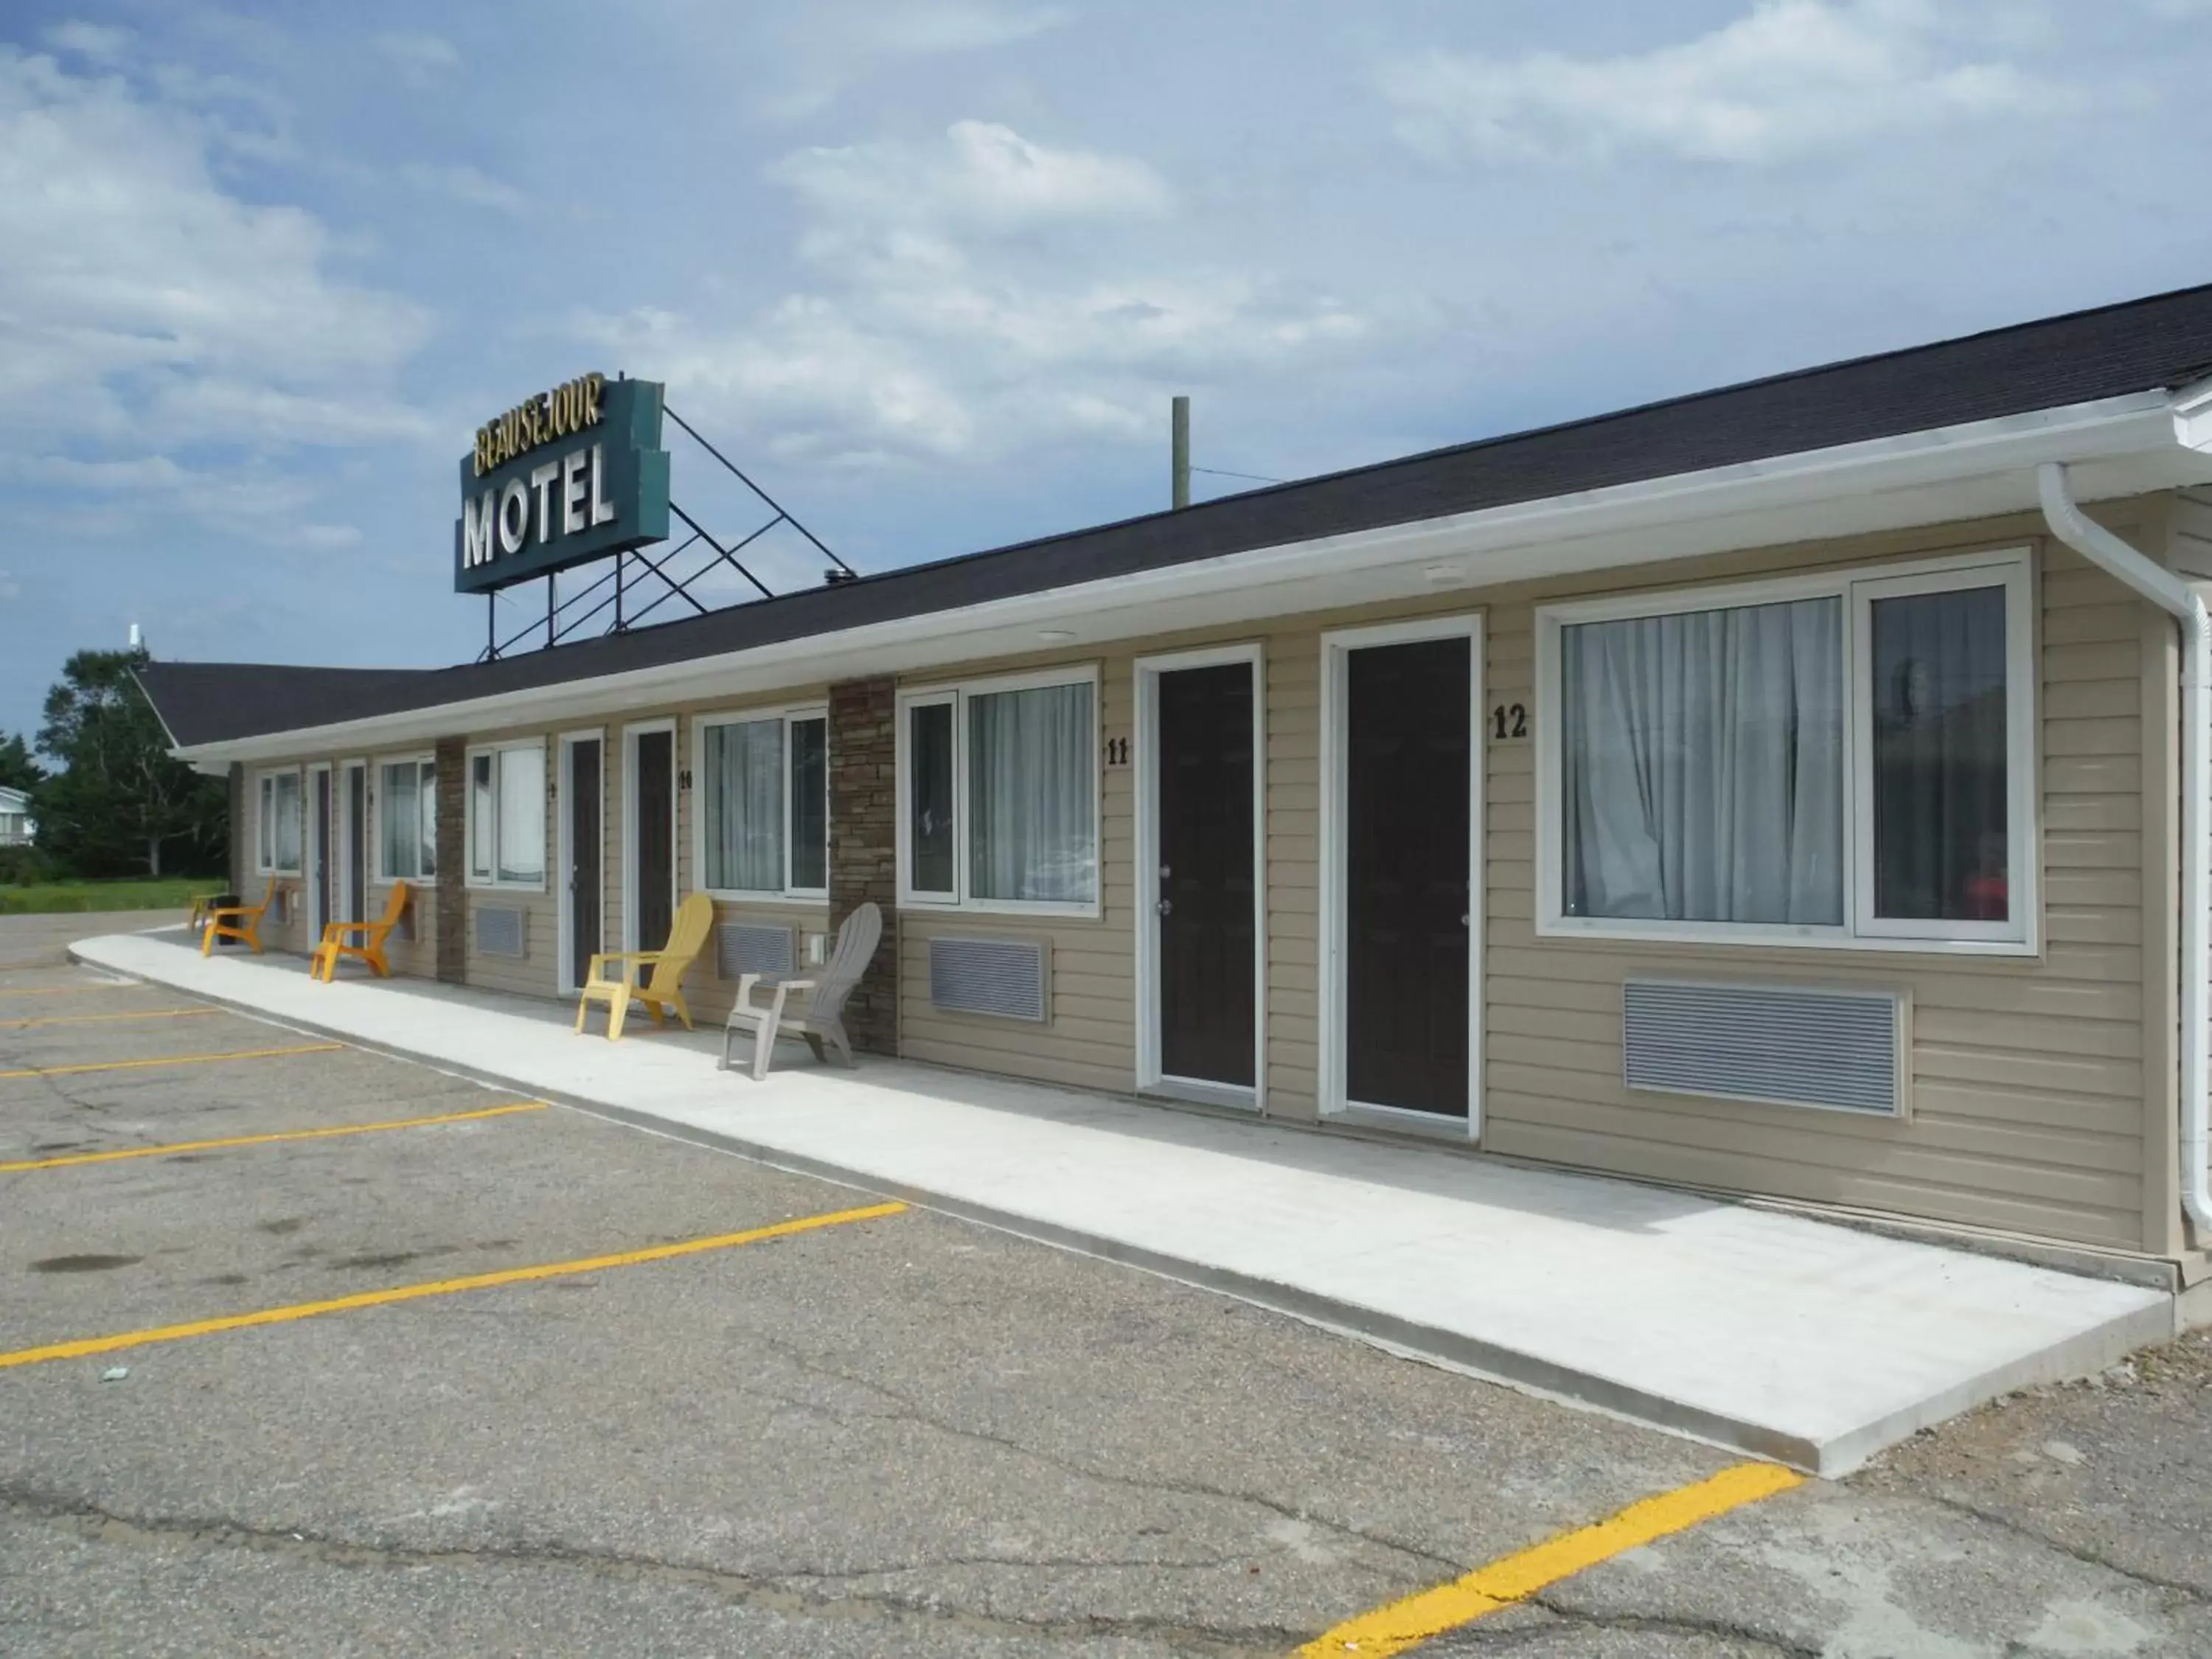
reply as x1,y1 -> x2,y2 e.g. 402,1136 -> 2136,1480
310,880 -> 411,982
200,877 -> 279,956
574,891 -> 715,1040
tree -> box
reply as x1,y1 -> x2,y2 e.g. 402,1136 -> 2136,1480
0,731 -> 38,793
32,648 -> 227,878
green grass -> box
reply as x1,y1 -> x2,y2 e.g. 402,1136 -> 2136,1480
0,877 -> 220,916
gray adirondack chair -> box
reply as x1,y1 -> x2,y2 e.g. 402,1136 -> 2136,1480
720,902 -> 883,1079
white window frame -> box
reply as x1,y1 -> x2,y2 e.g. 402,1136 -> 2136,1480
1534,546 -> 2039,956
464,738 -> 548,892
255,767 -> 303,877
373,752 -> 439,886
691,703 -> 830,902
895,663 -> 1104,919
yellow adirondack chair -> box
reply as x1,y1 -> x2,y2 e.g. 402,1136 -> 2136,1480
200,877 -> 279,956
310,880 -> 411,983
574,891 -> 715,1041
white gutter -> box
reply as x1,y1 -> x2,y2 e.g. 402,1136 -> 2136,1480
2037,462 -> 2212,1245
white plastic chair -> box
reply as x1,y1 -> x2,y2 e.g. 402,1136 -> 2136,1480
720,902 -> 883,1080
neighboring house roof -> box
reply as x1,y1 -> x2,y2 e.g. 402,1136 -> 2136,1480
0,785 -> 28,813
139,280 -> 2212,752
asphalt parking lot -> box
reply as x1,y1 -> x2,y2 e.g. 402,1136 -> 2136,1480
3,911 -> 2211,1658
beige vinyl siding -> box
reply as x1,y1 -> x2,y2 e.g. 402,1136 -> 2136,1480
1265,632 -> 1321,1119
897,655 -> 1136,1093
453,696 -> 834,1020
215,493 -> 2181,1254
238,756 -> 438,973
1477,530 -> 2150,1251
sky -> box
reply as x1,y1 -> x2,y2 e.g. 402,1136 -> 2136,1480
2,0 -> 2209,745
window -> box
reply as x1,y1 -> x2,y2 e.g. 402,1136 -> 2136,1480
1537,551 -> 2034,951
466,741 -> 546,888
897,668 -> 1099,914
377,756 -> 439,882
696,706 -> 829,899
256,770 -> 302,874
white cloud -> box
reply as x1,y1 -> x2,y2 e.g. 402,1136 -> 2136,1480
1382,0 -> 2051,166
402,161 -> 531,216
43,21 -> 134,64
773,120 -> 1171,235
0,452 -> 362,552
0,47 -> 432,453
732,1 -> 1071,120
375,31 -> 461,88
573,122 -> 1367,470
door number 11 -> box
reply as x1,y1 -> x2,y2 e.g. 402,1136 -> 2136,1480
1489,703 -> 1528,741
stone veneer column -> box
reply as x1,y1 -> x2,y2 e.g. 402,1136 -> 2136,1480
434,737 -> 467,984
226,762 -> 246,894
828,676 -> 899,1056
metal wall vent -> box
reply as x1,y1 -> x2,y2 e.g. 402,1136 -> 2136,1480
717,922 -> 795,980
928,935 -> 1048,1022
1623,979 -> 1905,1116
476,905 -> 528,959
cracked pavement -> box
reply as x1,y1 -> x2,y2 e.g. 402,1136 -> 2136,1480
3,913 -> 2210,1657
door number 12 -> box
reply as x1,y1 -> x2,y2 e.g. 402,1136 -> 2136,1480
1489,703 -> 1528,741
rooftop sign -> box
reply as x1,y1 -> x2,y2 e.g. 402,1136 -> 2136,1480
453,373 -> 670,594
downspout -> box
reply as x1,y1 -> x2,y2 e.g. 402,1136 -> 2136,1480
2037,462 -> 2212,1245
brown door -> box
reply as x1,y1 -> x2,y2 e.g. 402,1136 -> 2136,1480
1157,662 -> 1256,1088
568,739 -> 602,987
1344,637 -> 1470,1117
630,730 -> 674,951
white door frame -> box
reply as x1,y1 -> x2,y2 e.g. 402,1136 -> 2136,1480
336,759 -> 366,922
620,718 -> 678,953
305,761 -> 333,941
1317,613 -> 1484,1139
1134,643 -> 1267,1112
557,728 -> 605,994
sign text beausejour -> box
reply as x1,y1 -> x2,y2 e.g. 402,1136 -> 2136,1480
453,372 -> 670,594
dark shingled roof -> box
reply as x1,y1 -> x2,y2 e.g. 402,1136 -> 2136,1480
140,280 -> 2212,749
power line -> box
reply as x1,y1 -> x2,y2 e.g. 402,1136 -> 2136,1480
1190,465 -> 1285,486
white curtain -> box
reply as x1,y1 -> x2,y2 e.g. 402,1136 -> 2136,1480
271,773 -> 302,872
969,682 -> 1095,903
496,747 -> 544,884
381,763 -> 417,878
1562,596 -> 1843,924
705,719 -> 784,891
470,755 -> 495,880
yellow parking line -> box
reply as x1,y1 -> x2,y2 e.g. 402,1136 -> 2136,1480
0,1007 -> 219,1030
0,1201 -> 908,1371
0,1043 -> 344,1081
1298,1463 -> 1806,1658
0,1100 -> 548,1172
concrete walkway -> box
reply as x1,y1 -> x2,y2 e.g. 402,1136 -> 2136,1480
72,928 -> 2173,1475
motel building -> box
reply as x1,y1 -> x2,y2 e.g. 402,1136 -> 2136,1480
138,285 -> 2212,1286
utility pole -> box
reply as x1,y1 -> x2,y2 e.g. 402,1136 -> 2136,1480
1170,395 -> 1190,509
